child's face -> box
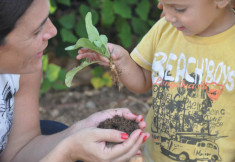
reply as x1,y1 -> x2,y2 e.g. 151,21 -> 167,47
159,0 -> 225,36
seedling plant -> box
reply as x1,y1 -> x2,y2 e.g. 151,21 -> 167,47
65,12 -> 120,88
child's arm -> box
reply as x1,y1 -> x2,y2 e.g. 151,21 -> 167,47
77,43 -> 152,93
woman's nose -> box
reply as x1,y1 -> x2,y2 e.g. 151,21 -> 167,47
43,19 -> 57,41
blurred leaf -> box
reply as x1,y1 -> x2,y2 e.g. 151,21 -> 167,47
101,0 -> 115,26
60,28 -> 77,43
79,5 -> 99,25
65,61 -> 99,87
135,0 -> 150,20
58,12 -> 75,29
56,0 -> 70,6
91,67 -> 103,77
80,4 -> 90,18
126,0 -> 138,4
40,79 -> 51,94
87,0 -> 102,8
102,72 -> 113,87
118,20 -> 132,48
46,64 -> 61,82
91,77 -> 105,89
131,17 -> 149,35
41,55 -> 48,71
52,83 -> 67,90
114,0 -> 131,18
75,19 -> 87,38
57,69 -> 67,81
148,20 -> 156,26
49,0 -> 57,14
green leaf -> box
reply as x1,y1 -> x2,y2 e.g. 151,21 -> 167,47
57,69 -> 67,81
65,61 -> 99,87
65,38 -> 103,55
101,0 -> 115,26
56,0 -> 70,6
135,0 -> 150,20
85,12 -> 110,58
114,0 -> 131,18
87,0 -> 102,8
118,20 -> 132,48
85,13 -> 100,42
60,28 -> 77,43
46,64 -> 61,82
49,0 -> 57,14
75,19 -> 87,38
41,55 -> 48,71
131,17 -> 149,35
80,4 -> 90,18
40,79 -> 51,94
58,12 -> 75,29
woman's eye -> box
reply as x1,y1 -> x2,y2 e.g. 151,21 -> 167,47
174,8 -> 186,13
34,28 -> 42,35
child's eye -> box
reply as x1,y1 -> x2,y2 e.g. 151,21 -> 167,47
174,8 -> 186,13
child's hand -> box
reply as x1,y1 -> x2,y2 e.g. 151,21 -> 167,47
77,43 -> 130,69
77,48 -> 110,66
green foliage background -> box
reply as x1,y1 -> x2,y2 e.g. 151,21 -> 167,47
41,0 -> 162,93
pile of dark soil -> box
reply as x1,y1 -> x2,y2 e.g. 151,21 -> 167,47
98,115 -> 139,146
98,115 -> 139,135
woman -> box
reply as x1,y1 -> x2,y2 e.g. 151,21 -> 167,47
0,0 -> 149,161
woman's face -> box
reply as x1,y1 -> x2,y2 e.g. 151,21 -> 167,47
0,0 -> 57,74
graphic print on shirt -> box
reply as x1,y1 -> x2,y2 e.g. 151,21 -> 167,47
0,82 -> 16,154
151,52 -> 234,162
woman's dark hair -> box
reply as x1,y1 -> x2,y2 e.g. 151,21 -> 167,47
0,0 -> 34,45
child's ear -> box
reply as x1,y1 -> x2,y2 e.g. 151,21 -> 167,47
214,0 -> 231,8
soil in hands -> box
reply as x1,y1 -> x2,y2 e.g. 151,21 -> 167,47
98,115 -> 139,146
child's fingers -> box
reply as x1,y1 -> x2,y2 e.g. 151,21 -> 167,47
76,53 -> 96,60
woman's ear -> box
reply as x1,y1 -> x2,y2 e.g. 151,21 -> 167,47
214,0 -> 231,8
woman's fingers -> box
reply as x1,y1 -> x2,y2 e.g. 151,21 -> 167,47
106,129 -> 143,158
112,130 -> 150,162
114,131 -> 150,162
94,128 -> 131,143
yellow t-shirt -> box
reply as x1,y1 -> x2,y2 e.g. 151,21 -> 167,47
131,18 -> 235,162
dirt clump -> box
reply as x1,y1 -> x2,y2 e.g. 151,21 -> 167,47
98,115 -> 139,146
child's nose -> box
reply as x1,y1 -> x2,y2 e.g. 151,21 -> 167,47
165,13 -> 176,23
